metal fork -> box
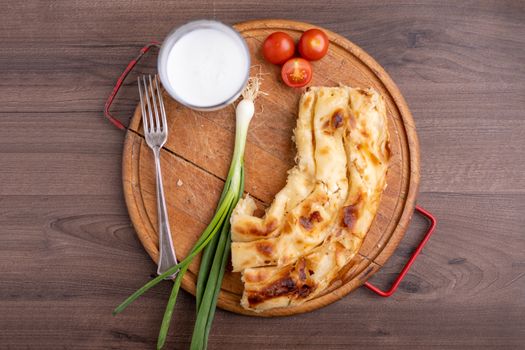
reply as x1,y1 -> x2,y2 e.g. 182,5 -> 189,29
138,74 -> 178,278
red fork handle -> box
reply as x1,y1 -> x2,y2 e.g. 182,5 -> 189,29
103,41 -> 160,131
364,205 -> 437,297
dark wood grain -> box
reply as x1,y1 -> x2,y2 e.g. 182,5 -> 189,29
0,0 -> 524,349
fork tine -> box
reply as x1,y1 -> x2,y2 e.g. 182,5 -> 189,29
154,75 -> 167,133
142,75 -> 155,134
137,76 -> 149,133
148,75 -> 161,132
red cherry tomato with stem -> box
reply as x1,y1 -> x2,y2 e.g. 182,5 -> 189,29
298,29 -> 329,61
281,58 -> 313,88
262,32 -> 295,65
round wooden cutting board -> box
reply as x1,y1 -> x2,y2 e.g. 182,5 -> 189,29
122,19 -> 420,316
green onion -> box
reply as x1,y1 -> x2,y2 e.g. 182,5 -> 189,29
195,164 -> 236,311
188,77 -> 260,348
113,76 -> 262,350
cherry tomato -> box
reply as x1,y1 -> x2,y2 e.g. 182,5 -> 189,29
281,58 -> 313,88
262,32 -> 295,65
298,29 -> 329,61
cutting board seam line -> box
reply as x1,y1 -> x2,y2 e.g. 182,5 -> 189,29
127,128 -> 226,181
127,128 -> 270,206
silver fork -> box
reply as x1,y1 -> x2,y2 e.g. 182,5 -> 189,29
138,74 -> 178,278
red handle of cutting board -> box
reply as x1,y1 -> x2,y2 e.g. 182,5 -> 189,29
103,41 -> 160,131
364,205 -> 437,297
103,44 -> 438,299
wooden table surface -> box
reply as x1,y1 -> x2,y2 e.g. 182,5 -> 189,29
1,1 -> 523,349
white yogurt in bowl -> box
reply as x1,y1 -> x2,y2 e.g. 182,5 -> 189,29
158,20 -> 250,111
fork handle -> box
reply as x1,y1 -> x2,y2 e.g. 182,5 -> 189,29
153,147 -> 178,278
